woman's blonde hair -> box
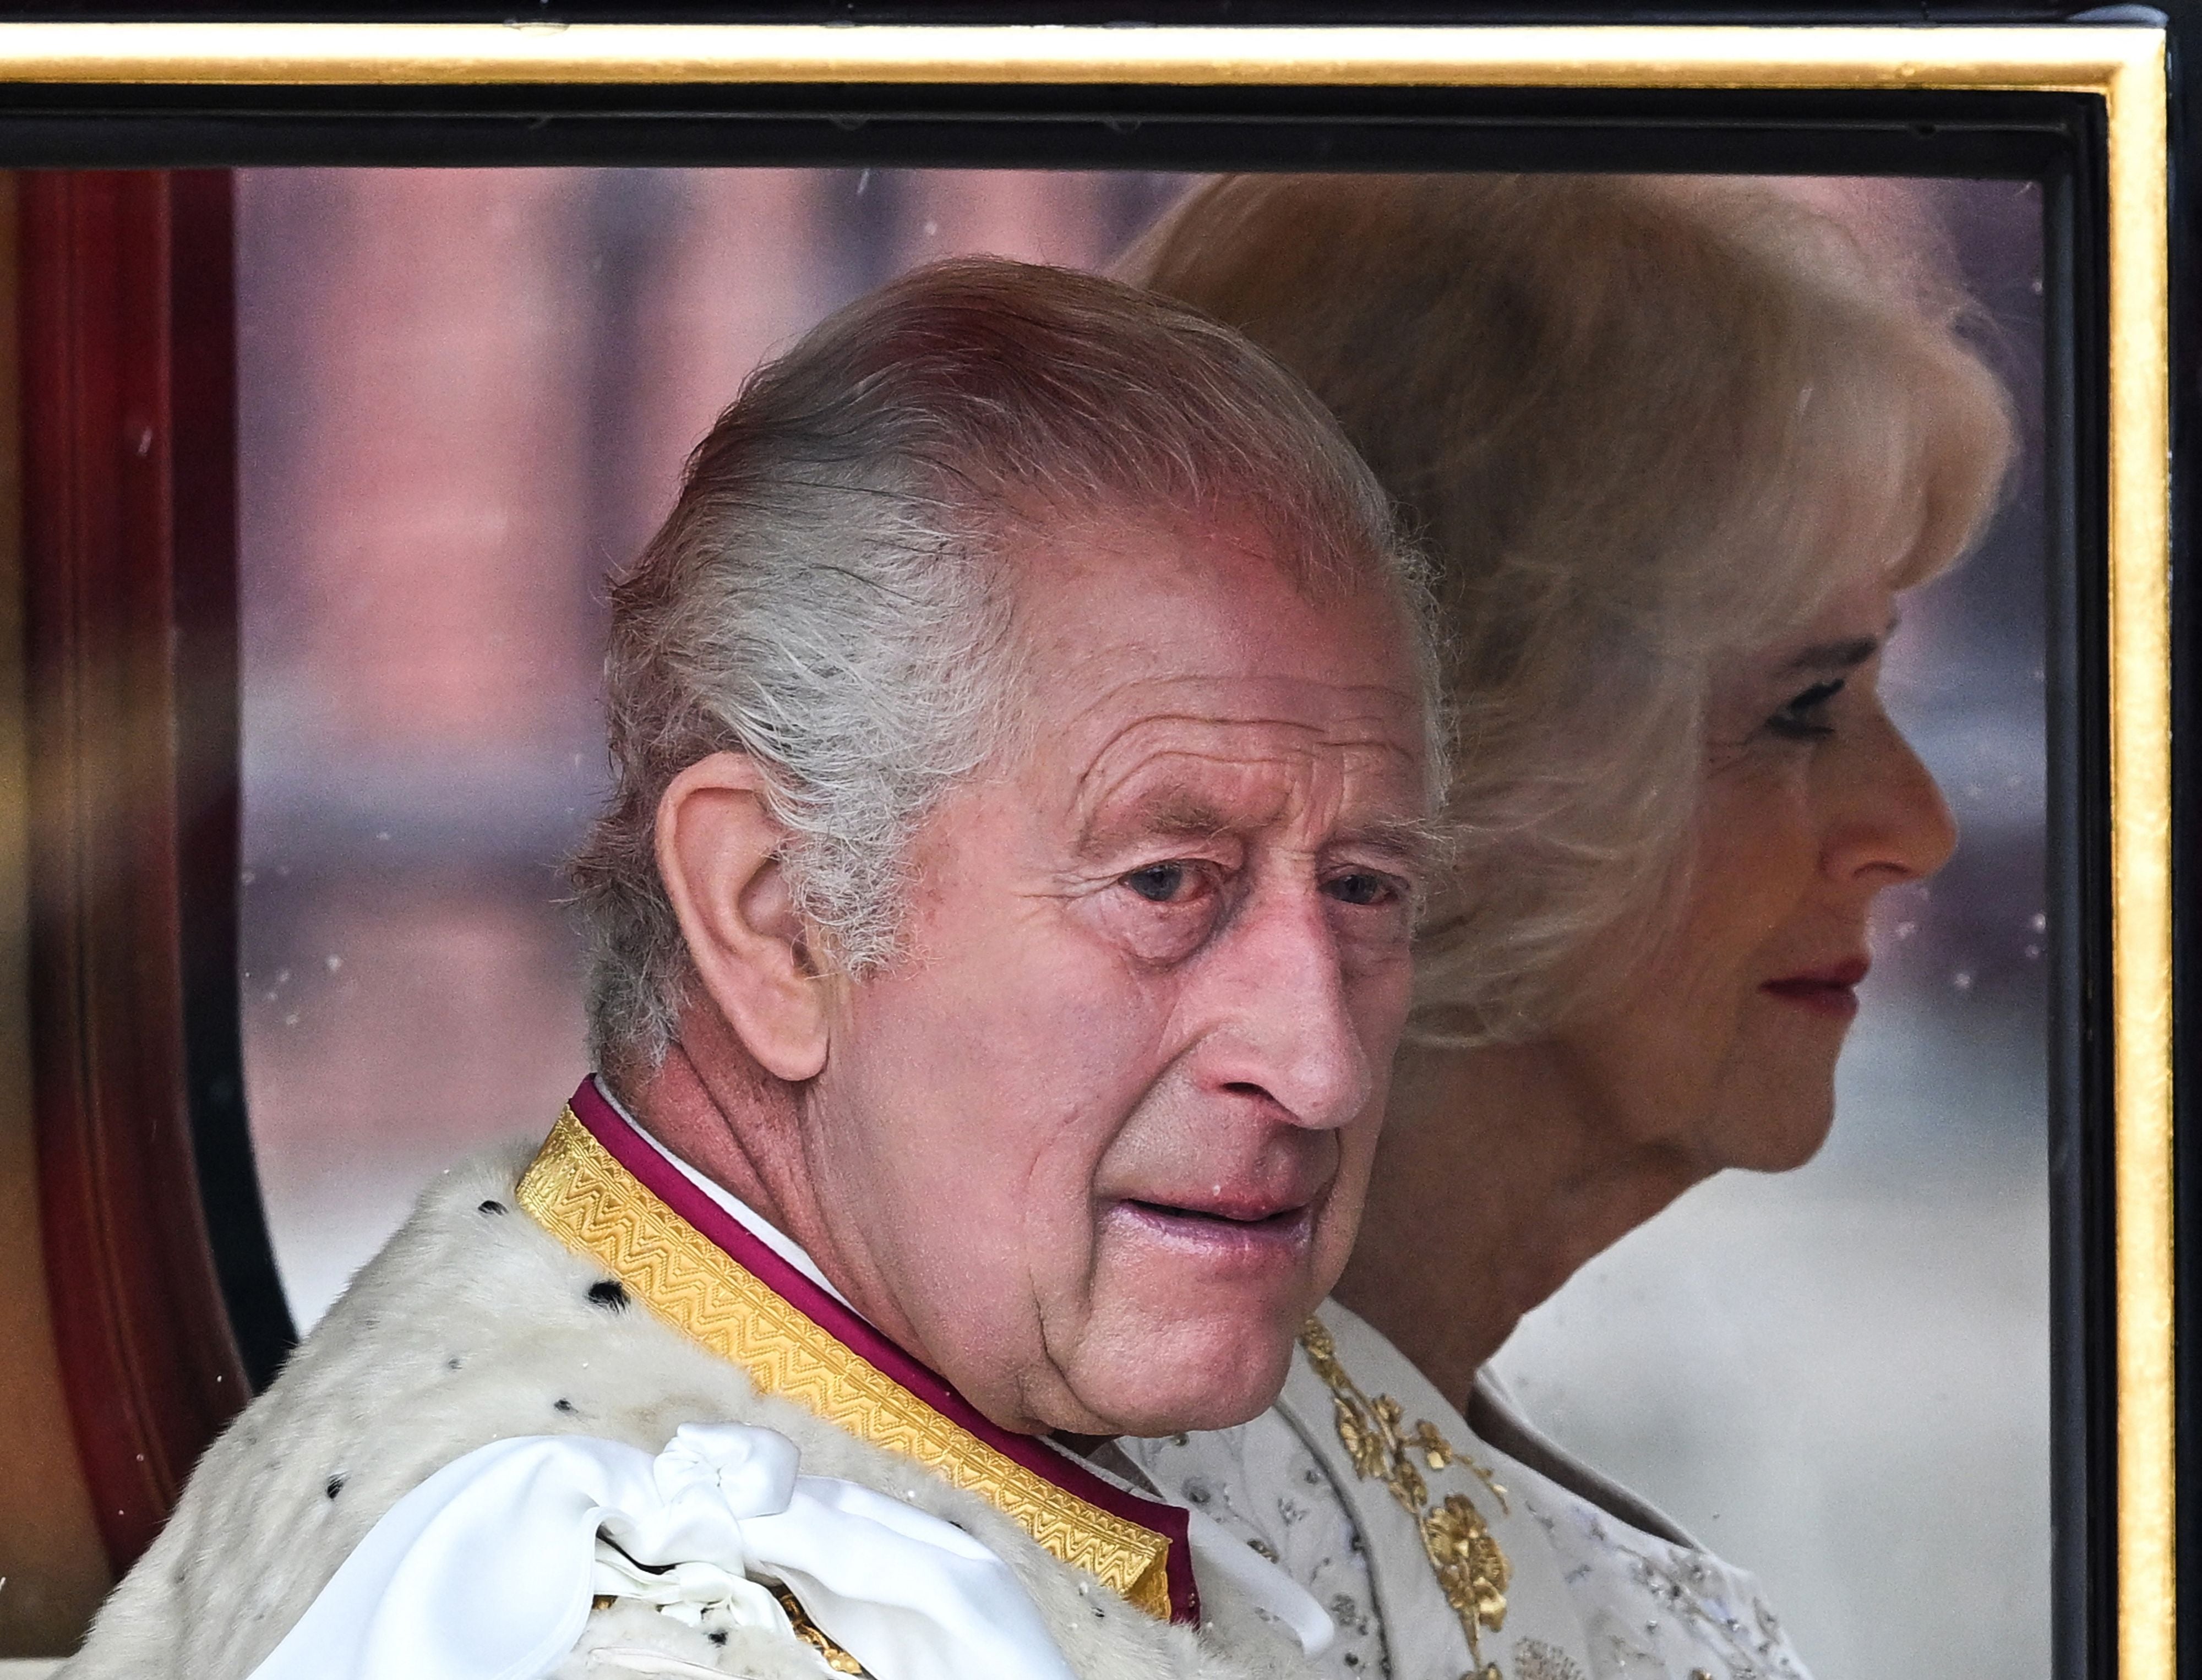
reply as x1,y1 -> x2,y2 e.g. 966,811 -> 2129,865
1124,174 -> 2015,1046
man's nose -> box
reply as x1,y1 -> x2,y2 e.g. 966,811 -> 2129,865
1194,883 -> 1374,1131
1823,706 -> 1960,886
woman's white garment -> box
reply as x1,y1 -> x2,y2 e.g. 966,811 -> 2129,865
242,1422 -> 1077,1680
1127,1399 -> 1391,1680
1124,1304 -> 1815,1680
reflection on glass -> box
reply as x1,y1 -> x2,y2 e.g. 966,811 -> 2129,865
236,168 -> 2046,1680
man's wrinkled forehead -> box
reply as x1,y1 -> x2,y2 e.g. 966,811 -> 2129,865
993,505 -> 1436,817
1064,679 -> 1432,849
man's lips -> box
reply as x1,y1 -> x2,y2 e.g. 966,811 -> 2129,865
1762,956 -> 1870,1018
1106,1194 -> 1318,1274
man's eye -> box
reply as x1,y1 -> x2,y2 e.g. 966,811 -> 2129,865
1325,872 -> 1397,908
1766,678 -> 1845,741
1122,863 -> 1198,903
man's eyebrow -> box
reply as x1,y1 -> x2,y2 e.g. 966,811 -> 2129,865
1331,817 -> 1444,875
1073,794 -> 1439,871
1073,791 -> 1237,855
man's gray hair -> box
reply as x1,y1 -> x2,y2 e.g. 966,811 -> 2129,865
570,256 -> 1439,1082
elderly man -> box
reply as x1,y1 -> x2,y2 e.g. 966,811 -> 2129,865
61,258 -> 1443,1680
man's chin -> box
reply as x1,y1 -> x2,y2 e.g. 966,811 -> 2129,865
1064,1319 -> 1299,1438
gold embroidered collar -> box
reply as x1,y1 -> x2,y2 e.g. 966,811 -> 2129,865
516,1094 -> 1194,1624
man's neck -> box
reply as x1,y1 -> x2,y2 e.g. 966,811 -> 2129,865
617,1031 -> 797,1233
617,1023 -> 937,1371
591,1074 -> 849,1306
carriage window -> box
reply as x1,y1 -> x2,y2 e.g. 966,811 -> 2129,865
237,167 -> 1180,1314
236,168 -> 2048,1680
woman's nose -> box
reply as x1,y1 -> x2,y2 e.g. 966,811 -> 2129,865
1822,707 -> 1959,886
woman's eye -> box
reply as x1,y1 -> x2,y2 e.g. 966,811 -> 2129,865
1121,862 -> 1200,903
1324,872 -> 1397,908
1767,678 -> 1846,741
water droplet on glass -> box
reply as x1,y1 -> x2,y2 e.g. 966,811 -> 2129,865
1953,970 -> 1974,992
325,954 -> 343,973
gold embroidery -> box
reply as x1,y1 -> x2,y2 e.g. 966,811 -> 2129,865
773,1584 -> 866,1674
1300,1318 -> 1511,1674
517,1110 -> 1176,1619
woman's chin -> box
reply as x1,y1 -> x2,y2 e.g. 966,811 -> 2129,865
1720,1091 -> 1838,1174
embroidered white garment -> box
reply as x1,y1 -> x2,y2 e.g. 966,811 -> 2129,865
1132,1303 -> 1816,1680
1128,1422 -> 1383,1677
241,1420 -> 1078,1680
1474,1376 -> 1812,1680
1182,1505 -> 1337,1658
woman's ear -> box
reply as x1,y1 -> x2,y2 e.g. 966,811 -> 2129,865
655,752 -> 828,1083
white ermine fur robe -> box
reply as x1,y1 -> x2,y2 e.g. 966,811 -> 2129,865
60,1141 -> 1318,1680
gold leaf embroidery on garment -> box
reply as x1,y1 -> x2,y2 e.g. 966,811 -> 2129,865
517,1110 -> 1176,1619
773,1584 -> 866,1674
1300,1318 -> 1512,1675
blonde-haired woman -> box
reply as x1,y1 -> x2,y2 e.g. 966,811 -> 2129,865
1117,174 -> 2014,1680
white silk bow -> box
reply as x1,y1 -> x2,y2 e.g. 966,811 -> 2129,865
243,1422 -> 1079,1680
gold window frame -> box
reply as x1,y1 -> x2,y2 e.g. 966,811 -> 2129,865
0,19 -> 2170,1677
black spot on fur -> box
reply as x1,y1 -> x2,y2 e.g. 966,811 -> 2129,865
478,1199 -> 507,1215
554,1398 -> 576,1414
446,1356 -> 463,1372
587,1279 -> 629,1311
325,1474 -> 346,1500
709,1631 -> 728,1647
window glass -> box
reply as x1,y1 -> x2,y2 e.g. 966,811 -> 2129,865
236,168 -> 2046,1680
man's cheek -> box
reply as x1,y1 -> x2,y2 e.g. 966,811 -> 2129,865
1350,947 -> 1418,1035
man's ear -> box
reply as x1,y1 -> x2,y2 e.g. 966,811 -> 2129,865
655,752 -> 829,1083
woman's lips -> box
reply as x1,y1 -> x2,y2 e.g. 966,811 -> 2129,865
1762,957 -> 1869,1019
